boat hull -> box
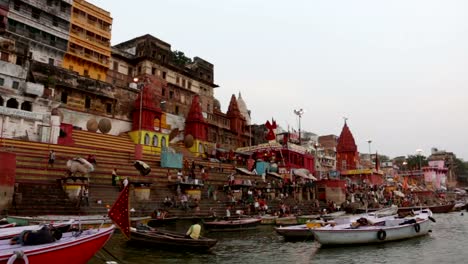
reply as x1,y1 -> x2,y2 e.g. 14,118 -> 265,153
0,226 -> 114,264
312,219 -> 431,245
130,230 -> 217,251
204,218 -> 261,232
275,224 -> 315,240
275,217 -> 298,226
398,203 -> 455,214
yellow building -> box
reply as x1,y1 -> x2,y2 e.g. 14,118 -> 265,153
63,0 -> 112,81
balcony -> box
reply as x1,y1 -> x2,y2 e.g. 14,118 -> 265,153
25,82 -> 44,96
68,47 -> 109,67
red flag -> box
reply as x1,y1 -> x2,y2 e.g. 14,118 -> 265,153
108,185 -> 130,239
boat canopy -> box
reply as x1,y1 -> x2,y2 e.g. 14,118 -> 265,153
235,167 -> 256,176
293,169 -> 317,181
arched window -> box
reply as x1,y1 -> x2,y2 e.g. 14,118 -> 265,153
144,133 -> 150,145
161,137 -> 166,148
152,135 -> 159,147
198,142 -> 204,153
0,96 -> 3,106
21,101 -> 32,111
6,98 -> 18,109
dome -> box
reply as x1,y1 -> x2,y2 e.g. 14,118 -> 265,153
213,98 -> 221,111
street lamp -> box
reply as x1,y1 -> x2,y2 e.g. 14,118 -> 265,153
367,139 -> 372,166
293,108 -> 305,145
133,77 -> 147,144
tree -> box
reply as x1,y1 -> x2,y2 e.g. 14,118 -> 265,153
171,51 -> 192,66
405,155 -> 428,170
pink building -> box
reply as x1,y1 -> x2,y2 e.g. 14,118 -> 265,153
423,160 -> 448,190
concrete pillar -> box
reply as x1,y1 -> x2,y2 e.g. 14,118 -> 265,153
50,115 -> 60,144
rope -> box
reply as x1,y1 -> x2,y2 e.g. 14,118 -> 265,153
7,250 -> 29,264
102,246 -> 126,264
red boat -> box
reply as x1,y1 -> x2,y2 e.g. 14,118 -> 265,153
0,221 -> 73,240
0,225 -> 114,264
0,224 -> 15,229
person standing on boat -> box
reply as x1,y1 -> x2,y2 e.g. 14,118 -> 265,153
185,220 -> 201,239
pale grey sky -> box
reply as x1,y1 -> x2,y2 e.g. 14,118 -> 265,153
90,0 -> 468,160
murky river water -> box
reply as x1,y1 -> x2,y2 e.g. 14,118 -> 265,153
89,212 -> 468,264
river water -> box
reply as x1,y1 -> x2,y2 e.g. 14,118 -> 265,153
90,212 -> 468,264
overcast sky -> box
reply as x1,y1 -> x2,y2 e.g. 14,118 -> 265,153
90,0 -> 468,160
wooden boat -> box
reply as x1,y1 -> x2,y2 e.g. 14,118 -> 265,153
275,221 -> 323,241
6,215 -> 150,227
296,215 -> 321,224
260,215 -> 278,225
0,225 -> 114,264
398,203 -> 455,214
312,210 -> 435,246
275,216 -> 298,226
0,221 -> 73,240
130,228 -> 217,251
203,218 -> 261,232
147,217 -> 179,227
321,211 -> 346,221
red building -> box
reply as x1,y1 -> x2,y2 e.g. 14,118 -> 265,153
336,121 -> 359,171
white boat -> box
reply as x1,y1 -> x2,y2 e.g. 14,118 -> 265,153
312,210 -> 435,246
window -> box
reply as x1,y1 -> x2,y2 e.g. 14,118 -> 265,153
69,65 -> 73,71
83,69 -> 89,77
52,17 -> 58,27
169,90 -> 174,99
0,96 -> 3,106
182,79 -> 185,87
176,76 -> 179,84
47,0 -> 52,6
188,81 -> 192,89
97,74 -> 101,80
198,143 -> 204,153
32,8 -> 40,19
138,66 -> 141,74
0,78 -> 4,86
48,58 -> 54,65
85,96 -> 91,109
21,101 -> 32,111
162,71 -> 166,79
152,67 -> 156,75
161,137 -> 166,148
128,67 -> 133,76
12,81 -> 19,89
13,1 -> 20,11
61,91 -> 68,104
152,135 -> 159,147
144,133 -> 150,145
6,98 -> 18,109
113,61 -> 118,70
175,106 -> 179,115
106,103 -> 112,114
162,88 -> 165,96
1,52 -> 9,61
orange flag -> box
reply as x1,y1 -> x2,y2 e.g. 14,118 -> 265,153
108,185 -> 130,239
403,176 -> 408,190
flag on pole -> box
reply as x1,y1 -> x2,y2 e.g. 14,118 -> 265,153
108,185 -> 131,239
